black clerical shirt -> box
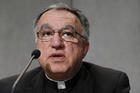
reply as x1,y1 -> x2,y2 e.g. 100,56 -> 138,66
42,64 -> 95,93
0,62 -> 130,93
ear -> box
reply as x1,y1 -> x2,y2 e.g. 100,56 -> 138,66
83,41 -> 89,58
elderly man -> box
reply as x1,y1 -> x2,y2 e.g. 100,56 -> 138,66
0,3 -> 130,93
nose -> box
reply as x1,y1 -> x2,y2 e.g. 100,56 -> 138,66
51,33 -> 64,49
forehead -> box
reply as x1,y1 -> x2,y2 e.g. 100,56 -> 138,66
37,9 -> 81,29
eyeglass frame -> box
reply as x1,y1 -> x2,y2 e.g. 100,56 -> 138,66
36,24 -> 87,43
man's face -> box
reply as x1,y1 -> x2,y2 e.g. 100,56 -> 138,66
36,10 -> 89,79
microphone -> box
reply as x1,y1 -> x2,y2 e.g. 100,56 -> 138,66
11,49 -> 41,93
31,49 -> 41,59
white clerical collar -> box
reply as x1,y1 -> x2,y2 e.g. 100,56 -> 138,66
45,74 -> 67,89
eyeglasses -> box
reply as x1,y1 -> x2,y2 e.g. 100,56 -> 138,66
36,24 -> 87,43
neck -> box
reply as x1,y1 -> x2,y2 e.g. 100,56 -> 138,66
45,73 -> 70,82
45,64 -> 82,81
45,71 -> 76,81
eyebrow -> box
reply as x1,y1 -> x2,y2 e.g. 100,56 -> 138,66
40,23 -> 52,31
62,25 -> 77,32
39,24 -> 77,32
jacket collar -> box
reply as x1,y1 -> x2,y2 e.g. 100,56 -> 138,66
15,62 -> 95,93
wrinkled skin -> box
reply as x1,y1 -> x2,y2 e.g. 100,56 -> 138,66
36,9 -> 89,81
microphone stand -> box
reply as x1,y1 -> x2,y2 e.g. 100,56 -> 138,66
11,55 -> 35,93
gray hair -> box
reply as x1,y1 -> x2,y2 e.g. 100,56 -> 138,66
33,3 -> 89,41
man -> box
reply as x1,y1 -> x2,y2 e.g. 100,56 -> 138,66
0,3 -> 130,93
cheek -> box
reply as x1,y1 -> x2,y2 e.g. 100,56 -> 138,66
65,43 -> 83,63
37,41 -> 50,63
37,41 -> 50,53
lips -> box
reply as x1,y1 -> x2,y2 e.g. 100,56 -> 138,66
49,53 -> 65,62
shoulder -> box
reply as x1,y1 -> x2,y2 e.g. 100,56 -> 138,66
0,67 -> 43,92
0,75 -> 18,92
83,61 -> 127,77
83,62 -> 130,92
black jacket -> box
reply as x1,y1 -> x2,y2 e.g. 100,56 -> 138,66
0,62 -> 130,93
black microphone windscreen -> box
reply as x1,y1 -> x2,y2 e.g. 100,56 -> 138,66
31,49 -> 41,59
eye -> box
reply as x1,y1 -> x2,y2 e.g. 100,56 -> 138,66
41,30 -> 53,37
63,31 -> 74,37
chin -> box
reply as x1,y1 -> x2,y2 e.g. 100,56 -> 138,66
50,65 -> 69,74
44,61 -> 71,74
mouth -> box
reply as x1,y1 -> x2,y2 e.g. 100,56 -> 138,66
49,53 -> 65,62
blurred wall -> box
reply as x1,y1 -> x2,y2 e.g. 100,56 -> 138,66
73,0 -> 140,93
0,0 -> 72,78
0,0 -> 139,93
